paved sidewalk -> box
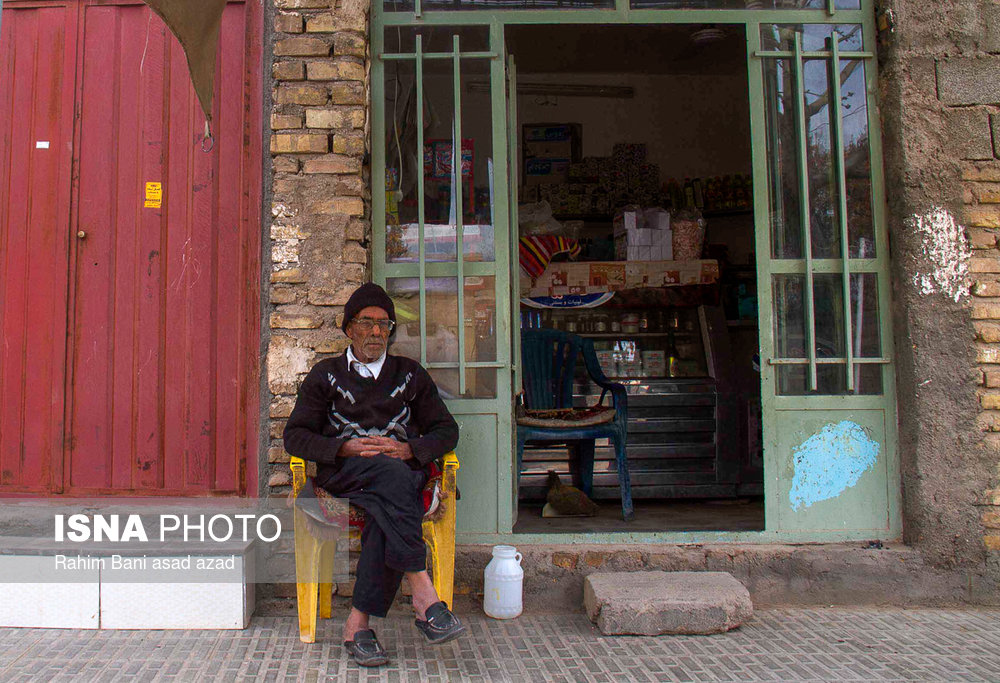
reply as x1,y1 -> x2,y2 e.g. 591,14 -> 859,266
1,607 -> 998,681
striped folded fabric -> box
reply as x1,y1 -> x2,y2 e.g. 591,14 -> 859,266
518,235 -> 581,279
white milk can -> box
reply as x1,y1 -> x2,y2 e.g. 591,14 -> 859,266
483,544 -> 523,619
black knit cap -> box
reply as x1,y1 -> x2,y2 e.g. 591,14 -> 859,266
341,282 -> 396,334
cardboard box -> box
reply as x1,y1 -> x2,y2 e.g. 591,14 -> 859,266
641,350 -> 667,377
523,123 -> 582,185
595,350 -> 616,377
614,209 -> 672,261
619,358 -> 643,378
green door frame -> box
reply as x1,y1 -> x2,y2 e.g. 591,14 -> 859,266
372,0 -> 901,544
373,21 -> 517,535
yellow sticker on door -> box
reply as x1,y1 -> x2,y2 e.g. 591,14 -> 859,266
144,182 -> 162,208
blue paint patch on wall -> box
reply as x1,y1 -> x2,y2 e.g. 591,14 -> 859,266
789,421 -> 880,511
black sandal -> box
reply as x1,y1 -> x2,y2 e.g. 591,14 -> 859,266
415,601 -> 467,644
344,628 -> 389,667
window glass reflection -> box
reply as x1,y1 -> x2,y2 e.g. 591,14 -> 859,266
762,26 -> 875,260
760,24 -> 864,52
772,273 -> 883,395
386,276 -> 497,398
383,46 -> 495,264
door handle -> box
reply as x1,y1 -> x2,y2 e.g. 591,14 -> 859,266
77,231 -> 86,239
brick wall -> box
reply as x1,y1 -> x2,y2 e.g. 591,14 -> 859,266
946,58 -> 1000,545
266,0 -> 371,495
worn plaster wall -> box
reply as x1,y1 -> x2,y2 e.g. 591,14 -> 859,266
265,0 -> 371,497
879,0 -> 1000,597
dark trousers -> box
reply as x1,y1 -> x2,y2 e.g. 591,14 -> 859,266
319,454 -> 428,618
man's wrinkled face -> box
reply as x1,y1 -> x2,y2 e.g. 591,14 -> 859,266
347,305 -> 392,363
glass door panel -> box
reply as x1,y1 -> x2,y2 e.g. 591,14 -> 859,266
753,21 -> 898,537
760,23 -> 864,52
839,58 -> 876,258
384,40 -> 496,265
387,275 -> 498,398
761,24 -> 884,389
763,57 -> 804,260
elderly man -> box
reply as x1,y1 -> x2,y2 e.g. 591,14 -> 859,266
283,283 -> 464,666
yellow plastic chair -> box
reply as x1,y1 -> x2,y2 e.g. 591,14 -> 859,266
289,452 -> 460,644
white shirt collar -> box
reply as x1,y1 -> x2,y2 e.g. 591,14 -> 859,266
346,345 -> 387,380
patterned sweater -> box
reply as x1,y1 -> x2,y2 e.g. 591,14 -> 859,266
282,353 -> 459,487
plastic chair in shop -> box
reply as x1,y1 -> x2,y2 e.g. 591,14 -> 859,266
289,451 -> 460,643
517,329 -> 634,521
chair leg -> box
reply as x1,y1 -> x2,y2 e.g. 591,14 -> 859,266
318,540 -> 335,620
293,509 -> 322,643
568,443 -> 581,491
438,496 -> 457,609
516,431 -> 528,484
611,431 -> 634,521
576,440 -> 596,497
422,519 -> 438,586
423,518 -> 455,610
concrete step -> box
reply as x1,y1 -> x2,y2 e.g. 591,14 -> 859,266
584,571 -> 752,635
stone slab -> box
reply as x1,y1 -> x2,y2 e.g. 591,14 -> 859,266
584,571 -> 752,635
947,108 -> 994,160
937,57 -> 1000,105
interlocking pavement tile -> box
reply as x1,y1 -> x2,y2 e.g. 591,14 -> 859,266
3,608 -> 1000,681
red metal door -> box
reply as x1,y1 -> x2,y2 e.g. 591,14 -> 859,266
0,0 -> 262,496
0,2 -> 78,493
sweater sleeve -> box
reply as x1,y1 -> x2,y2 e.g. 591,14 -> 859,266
407,365 -> 460,466
282,362 -> 346,466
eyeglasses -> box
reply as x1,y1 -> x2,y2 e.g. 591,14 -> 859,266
352,317 -> 395,333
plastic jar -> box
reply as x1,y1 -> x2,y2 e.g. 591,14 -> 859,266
621,312 -> 640,334
483,545 -> 524,619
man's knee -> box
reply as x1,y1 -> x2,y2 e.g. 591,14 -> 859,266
373,454 -> 424,481
338,453 -> 412,479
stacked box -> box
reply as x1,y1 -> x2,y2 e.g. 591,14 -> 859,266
613,143 -> 647,167
637,164 -> 661,206
521,142 -> 671,217
595,350 -> 617,377
613,208 -> 673,261
523,123 -> 582,185
641,350 -> 667,377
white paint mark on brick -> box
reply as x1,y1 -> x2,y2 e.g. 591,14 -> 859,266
910,206 -> 972,302
271,239 -> 301,271
267,336 -> 315,395
270,222 -> 306,240
271,202 -> 297,218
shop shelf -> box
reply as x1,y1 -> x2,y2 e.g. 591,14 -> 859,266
578,332 -> 699,338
